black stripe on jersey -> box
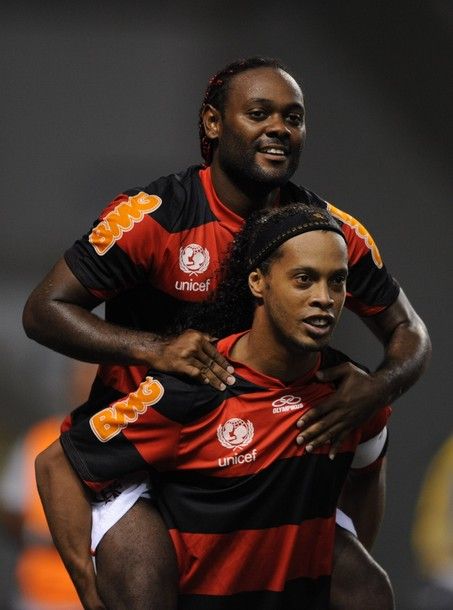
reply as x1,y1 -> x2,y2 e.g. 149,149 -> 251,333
105,284 -> 197,334
65,236 -> 150,293
133,166 -> 218,234
159,452 -> 352,533
150,373 -> 265,425
347,251 -> 400,307
61,425 -> 152,482
70,378 -> 126,427
281,182 -> 328,209
179,575 -> 330,610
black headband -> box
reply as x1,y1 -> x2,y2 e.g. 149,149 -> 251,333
248,208 -> 346,270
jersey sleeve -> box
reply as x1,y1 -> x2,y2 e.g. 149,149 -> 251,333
64,189 -> 167,301
351,406 -> 392,472
327,203 -> 400,316
60,375 -> 183,490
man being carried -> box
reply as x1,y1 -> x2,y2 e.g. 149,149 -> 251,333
37,204 -> 394,609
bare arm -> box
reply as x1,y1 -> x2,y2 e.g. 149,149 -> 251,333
296,290 -> 431,453
337,459 -> 387,551
35,439 -> 105,610
23,258 -> 235,389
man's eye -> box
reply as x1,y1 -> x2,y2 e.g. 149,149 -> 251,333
287,113 -> 303,125
249,110 -> 267,120
296,274 -> 311,284
331,275 -> 347,286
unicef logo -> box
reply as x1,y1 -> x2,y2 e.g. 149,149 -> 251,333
179,243 -> 210,275
217,418 -> 254,451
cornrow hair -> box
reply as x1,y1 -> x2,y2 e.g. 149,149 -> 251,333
198,57 -> 288,165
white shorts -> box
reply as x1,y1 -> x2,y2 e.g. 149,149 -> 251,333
90,478 -> 356,554
91,476 -> 152,553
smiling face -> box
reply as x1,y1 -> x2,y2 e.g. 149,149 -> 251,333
249,230 -> 348,354
206,67 -> 306,189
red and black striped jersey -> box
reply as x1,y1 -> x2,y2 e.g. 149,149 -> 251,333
63,165 -> 399,426
61,332 -> 391,609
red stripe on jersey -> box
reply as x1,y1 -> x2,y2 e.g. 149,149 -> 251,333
97,363 -> 148,395
111,214 -> 168,272
171,518 -> 335,595
124,408 -> 181,470
199,167 -> 244,233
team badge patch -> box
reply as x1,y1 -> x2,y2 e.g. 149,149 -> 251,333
217,418 -> 254,451
179,243 -> 210,275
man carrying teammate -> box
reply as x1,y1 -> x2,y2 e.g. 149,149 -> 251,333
37,204 -> 394,609
24,57 -> 430,608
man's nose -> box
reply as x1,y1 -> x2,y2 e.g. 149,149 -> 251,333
265,114 -> 290,137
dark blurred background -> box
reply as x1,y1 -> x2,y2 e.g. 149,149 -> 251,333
0,1 -> 451,608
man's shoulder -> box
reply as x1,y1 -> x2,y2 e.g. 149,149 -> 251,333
282,181 -> 328,208
147,366 -> 264,425
144,370 -> 227,424
123,165 -> 215,233
319,346 -> 368,374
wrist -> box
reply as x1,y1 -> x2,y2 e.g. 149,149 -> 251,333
370,368 -> 401,405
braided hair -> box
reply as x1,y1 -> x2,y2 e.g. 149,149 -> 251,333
198,57 -> 288,165
178,203 -> 344,338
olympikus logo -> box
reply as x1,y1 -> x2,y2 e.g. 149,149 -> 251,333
90,376 -> 164,442
327,203 -> 383,268
89,192 -> 162,256
272,395 -> 304,414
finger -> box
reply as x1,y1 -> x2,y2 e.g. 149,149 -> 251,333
296,399 -> 337,429
189,358 -> 230,391
198,346 -> 235,386
328,432 -> 349,460
296,414 -> 345,448
181,362 -> 226,391
203,340 -> 235,376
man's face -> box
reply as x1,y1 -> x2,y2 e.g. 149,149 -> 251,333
214,67 -> 306,188
255,231 -> 348,353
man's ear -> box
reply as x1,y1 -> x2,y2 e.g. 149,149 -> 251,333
248,269 -> 266,299
202,104 -> 222,140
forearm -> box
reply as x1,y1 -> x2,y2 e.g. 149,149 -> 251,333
35,440 -> 105,609
25,298 -> 162,366
337,459 -> 387,551
22,258 -> 164,366
365,290 -> 431,404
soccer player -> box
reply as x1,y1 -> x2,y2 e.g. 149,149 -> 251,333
24,57 -> 428,607
36,204 -> 394,609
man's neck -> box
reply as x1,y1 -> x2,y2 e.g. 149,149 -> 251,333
231,327 -> 318,384
209,163 -> 280,218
